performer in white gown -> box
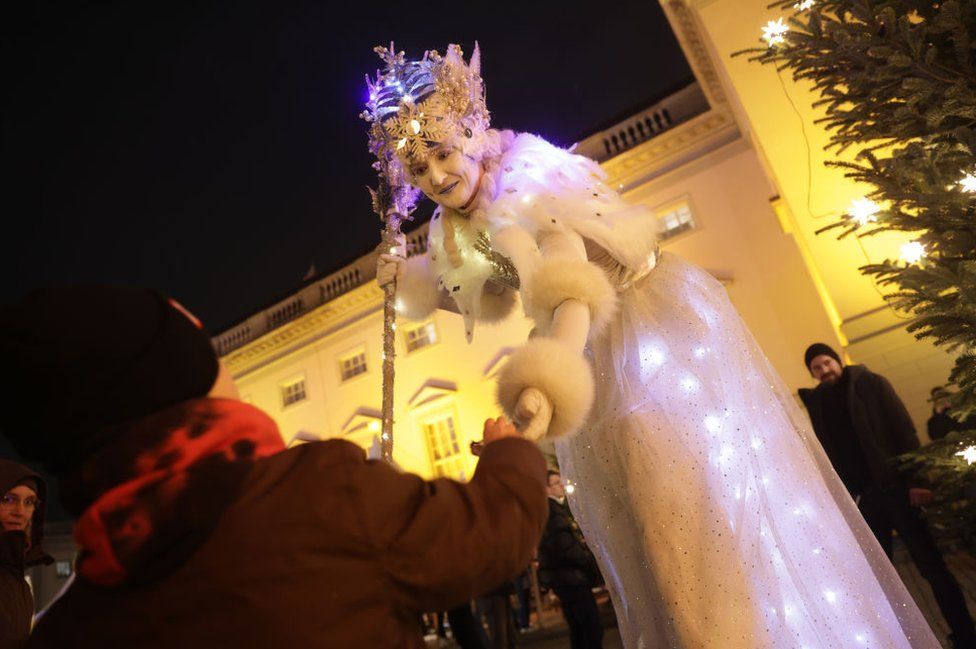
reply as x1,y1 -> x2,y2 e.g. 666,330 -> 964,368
365,43 -> 940,648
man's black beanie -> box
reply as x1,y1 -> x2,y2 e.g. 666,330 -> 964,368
804,342 -> 842,371
0,286 -> 219,476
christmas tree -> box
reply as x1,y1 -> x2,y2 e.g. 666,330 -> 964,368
740,0 -> 976,539
742,0 -> 976,414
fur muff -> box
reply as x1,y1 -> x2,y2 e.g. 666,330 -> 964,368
523,258 -> 617,337
497,337 -> 595,440
395,255 -> 442,321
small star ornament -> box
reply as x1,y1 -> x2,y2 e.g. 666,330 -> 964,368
956,445 -> 976,466
762,18 -> 789,47
959,172 -> 976,193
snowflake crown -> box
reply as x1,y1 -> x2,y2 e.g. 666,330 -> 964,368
361,43 -> 490,169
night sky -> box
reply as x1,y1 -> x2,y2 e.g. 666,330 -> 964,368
5,0 -> 691,331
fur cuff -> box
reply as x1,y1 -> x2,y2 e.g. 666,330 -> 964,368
395,255 -> 441,321
523,258 -> 617,337
497,338 -> 594,440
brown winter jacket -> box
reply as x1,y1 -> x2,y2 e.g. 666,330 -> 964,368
0,459 -> 53,649
28,437 -> 547,648
799,364 -> 920,490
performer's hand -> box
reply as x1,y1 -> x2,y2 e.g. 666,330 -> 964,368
908,487 -> 933,507
483,417 -> 520,446
514,387 -> 552,441
376,253 -> 404,288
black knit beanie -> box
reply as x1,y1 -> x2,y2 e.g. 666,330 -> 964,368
0,286 -> 219,475
804,343 -> 842,371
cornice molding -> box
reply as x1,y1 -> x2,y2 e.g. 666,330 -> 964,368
226,283 -> 384,377
601,108 -> 738,189
661,0 -> 729,108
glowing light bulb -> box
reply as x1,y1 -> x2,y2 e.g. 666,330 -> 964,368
762,18 -> 789,47
680,376 -> 699,392
956,445 -> 976,465
391,322 -> 397,331
794,0 -> 814,9
750,438 -> 763,450
565,483 -> 576,495
693,346 -> 709,358
900,241 -> 925,264
959,172 -> 976,193
368,420 -> 381,433
848,197 -> 880,226
646,347 -> 665,366
823,590 -> 838,604
381,433 -> 390,441
704,415 -> 722,434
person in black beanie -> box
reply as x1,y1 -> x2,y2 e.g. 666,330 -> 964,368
0,285 -> 548,649
798,343 -> 976,648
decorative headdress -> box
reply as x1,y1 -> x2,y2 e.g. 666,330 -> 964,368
361,43 -> 490,168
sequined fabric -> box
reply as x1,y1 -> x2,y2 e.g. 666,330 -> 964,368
556,253 -> 940,648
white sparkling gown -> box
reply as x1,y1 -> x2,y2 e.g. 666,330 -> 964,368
412,132 -> 939,649
557,253 -> 940,648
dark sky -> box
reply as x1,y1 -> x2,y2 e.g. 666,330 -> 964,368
5,0 -> 691,330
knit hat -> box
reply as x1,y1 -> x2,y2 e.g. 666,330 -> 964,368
0,286 -> 219,475
804,343 -> 842,371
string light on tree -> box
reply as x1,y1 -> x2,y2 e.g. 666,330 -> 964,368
900,241 -> 926,265
848,197 -> 880,226
794,0 -> 815,10
762,18 -> 789,48
959,172 -> 976,193
956,445 -> 976,465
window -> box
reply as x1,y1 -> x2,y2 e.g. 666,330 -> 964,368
280,377 -> 307,407
423,413 -> 466,481
657,200 -> 697,240
56,560 -> 72,578
404,319 -> 438,353
339,348 -> 368,381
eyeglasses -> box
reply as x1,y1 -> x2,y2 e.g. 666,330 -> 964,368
0,494 -> 40,509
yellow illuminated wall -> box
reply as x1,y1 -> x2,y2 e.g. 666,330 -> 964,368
660,0 -> 955,435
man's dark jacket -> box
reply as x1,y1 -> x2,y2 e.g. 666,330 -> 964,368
537,497 -> 599,589
799,364 -> 919,490
0,460 -> 53,649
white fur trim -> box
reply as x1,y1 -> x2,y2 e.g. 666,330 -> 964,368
523,258 -> 617,337
395,255 -> 441,321
497,338 -> 594,440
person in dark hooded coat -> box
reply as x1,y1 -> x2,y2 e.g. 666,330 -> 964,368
0,286 -> 547,649
0,459 -> 53,648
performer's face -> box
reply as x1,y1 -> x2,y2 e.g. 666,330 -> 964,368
403,146 -> 483,211
809,355 -> 843,385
